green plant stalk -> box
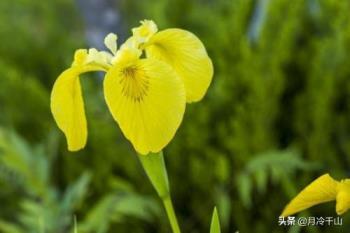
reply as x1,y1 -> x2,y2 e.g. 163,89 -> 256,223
138,151 -> 181,233
163,195 -> 181,233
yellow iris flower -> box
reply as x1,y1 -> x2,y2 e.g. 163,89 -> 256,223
50,20 -> 213,155
281,174 -> 350,216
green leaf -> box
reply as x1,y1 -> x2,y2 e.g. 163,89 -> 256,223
0,220 -> 23,233
237,174 -> 252,208
215,189 -> 230,230
210,207 -> 221,233
62,172 -> 91,212
80,195 -> 116,233
80,193 -> 161,233
73,215 -> 77,233
255,169 -> 267,193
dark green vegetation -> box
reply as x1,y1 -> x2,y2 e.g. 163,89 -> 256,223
1,0 -> 350,232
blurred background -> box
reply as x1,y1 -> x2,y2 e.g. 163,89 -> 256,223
0,0 -> 350,232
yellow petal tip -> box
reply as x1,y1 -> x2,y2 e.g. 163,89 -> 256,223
336,182 -> 350,215
280,174 -> 338,217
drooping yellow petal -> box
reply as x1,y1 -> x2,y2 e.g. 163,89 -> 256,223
281,174 -> 338,217
51,65 -> 104,151
103,57 -> 186,155
146,29 -> 213,103
336,180 -> 350,215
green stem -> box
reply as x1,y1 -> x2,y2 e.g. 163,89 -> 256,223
163,196 -> 181,233
138,151 -> 182,233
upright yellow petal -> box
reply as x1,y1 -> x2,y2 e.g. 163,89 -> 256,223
132,20 -> 158,43
104,58 -> 186,155
281,174 -> 338,217
146,29 -> 213,103
104,33 -> 118,55
51,65 -> 104,151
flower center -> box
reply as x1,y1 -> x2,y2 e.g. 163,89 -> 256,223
120,66 -> 149,102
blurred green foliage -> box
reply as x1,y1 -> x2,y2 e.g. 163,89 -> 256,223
1,0 -> 350,233
0,129 -> 161,233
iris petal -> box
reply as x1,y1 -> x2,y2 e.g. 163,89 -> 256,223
281,174 -> 338,217
146,29 -> 213,103
51,65 -> 104,151
336,180 -> 350,215
104,58 -> 186,155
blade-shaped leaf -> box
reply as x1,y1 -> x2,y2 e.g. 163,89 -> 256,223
210,207 -> 221,233
62,172 -> 91,212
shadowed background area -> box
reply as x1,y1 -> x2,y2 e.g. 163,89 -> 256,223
1,0 -> 350,232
